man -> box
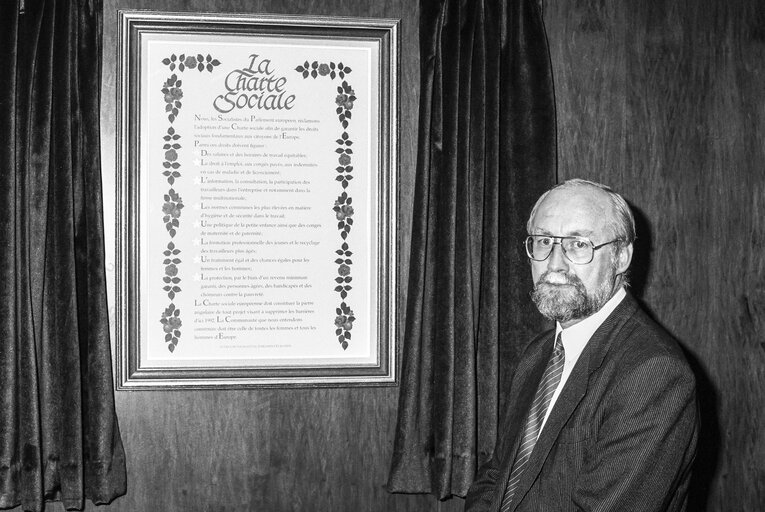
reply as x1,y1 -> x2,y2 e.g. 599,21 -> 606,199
465,179 -> 698,511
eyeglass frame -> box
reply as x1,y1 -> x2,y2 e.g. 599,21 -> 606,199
524,234 -> 623,265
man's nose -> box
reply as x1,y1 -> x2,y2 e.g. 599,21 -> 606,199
547,242 -> 569,272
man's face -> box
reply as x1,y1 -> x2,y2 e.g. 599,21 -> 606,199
528,187 -> 632,327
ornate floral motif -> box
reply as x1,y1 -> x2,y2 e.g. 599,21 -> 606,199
161,74 -> 183,123
333,192 -> 354,240
295,60 -> 352,80
162,242 -> 182,300
160,303 -> 182,352
335,131 -> 354,190
298,62 -> 358,349
162,53 -> 221,73
162,127 -> 182,185
334,302 -> 355,350
335,82 -> 356,129
162,189 -> 184,238
333,241 -> 354,299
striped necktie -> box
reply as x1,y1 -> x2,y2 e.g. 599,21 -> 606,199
500,332 -> 565,511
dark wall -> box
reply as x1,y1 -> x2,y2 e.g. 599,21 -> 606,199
545,1 -> 765,511
71,0 -> 762,511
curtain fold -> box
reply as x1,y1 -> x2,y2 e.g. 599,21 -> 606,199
0,1 -> 126,510
387,0 -> 556,499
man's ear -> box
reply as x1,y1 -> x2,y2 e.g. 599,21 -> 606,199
616,242 -> 633,274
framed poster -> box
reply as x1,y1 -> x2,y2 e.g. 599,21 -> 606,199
116,11 -> 398,388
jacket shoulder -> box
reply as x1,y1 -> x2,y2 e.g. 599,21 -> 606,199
610,302 -> 694,378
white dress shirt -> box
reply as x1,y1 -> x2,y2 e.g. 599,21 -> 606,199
539,287 -> 627,432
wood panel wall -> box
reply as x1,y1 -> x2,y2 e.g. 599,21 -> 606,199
91,0 -> 458,511
22,0 -> 761,510
545,0 -> 765,510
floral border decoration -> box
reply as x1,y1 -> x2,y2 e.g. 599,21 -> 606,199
296,60 -> 356,350
158,53 -> 220,352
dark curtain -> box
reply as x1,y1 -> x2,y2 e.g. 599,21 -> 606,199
387,0 -> 556,499
0,0 -> 126,510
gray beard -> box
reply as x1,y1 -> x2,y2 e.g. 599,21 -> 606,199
531,270 -> 615,324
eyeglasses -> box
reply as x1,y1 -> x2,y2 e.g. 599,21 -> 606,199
524,235 -> 622,265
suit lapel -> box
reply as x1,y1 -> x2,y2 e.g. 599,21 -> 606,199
489,331 -> 555,510
508,294 -> 640,511
499,331 -> 555,461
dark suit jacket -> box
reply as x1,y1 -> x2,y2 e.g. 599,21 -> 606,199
465,293 -> 699,512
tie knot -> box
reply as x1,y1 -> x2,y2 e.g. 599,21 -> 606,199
553,332 -> 565,360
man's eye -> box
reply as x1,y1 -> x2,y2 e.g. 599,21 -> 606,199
571,239 -> 589,250
537,237 -> 552,247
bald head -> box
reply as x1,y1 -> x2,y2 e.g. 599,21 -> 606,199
528,179 -> 635,243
